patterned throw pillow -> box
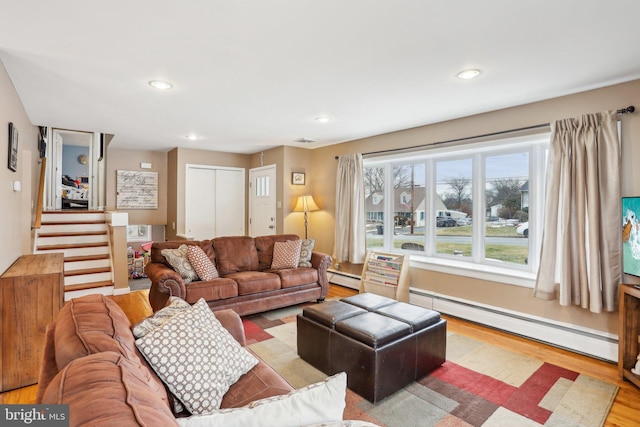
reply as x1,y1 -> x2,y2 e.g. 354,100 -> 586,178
135,299 -> 259,414
271,240 -> 302,269
132,296 -> 192,339
298,238 -> 315,268
161,244 -> 199,283
187,245 -> 219,281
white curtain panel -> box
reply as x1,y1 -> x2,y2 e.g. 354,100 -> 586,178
334,154 -> 366,264
534,111 -> 621,313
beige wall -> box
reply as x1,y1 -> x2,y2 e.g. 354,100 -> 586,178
248,146 -> 315,236
0,61 -> 39,273
105,148 -> 168,226
310,79 -> 640,335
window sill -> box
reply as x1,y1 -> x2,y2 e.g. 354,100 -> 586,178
408,255 -> 536,288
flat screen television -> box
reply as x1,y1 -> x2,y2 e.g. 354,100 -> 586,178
622,196 -> 640,277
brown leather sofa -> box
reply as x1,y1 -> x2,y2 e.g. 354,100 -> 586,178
145,234 -> 331,315
36,294 -> 296,426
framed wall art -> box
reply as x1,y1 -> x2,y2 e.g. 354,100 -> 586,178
292,172 -> 305,185
7,122 -> 18,172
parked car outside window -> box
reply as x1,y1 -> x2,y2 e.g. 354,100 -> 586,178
437,216 -> 457,227
516,221 -> 529,237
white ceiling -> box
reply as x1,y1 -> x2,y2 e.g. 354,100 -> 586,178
1,1 -> 639,154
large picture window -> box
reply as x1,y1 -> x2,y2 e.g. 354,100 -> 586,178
364,133 -> 549,284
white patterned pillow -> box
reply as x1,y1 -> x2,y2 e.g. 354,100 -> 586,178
162,244 -> 198,283
271,240 -> 302,269
176,372 -> 347,427
135,299 -> 259,414
298,238 -> 315,268
187,245 -> 219,281
132,296 -> 192,339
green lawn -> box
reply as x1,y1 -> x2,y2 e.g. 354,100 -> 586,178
366,223 -> 528,265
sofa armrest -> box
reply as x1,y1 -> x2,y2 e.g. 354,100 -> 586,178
214,309 -> 246,346
145,262 -> 187,312
36,322 -> 58,404
311,251 -> 332,299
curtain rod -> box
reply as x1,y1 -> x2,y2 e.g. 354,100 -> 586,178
335,105 -> 635,159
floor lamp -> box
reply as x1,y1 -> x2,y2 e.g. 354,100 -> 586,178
293,195 -> 319,239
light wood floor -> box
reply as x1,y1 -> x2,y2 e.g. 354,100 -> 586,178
2,286 -> 638,426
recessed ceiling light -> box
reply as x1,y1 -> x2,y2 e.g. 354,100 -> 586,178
456,69 -> 481,80
185,134 -> 199,141
149,80 -> 173,90
315,116 -> 332,124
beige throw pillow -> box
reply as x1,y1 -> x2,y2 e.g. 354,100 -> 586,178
271,240 -> 302,269
161,244 -> 199,283
176,372 -> 347,427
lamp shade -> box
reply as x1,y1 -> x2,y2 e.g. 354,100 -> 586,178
293,195 -> 319,212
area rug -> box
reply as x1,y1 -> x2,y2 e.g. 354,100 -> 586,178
243,304 -> 618,427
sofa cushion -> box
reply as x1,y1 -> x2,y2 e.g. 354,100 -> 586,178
298,238 -> 315,267
268,267 -> 318,289
53,295 -> 172,409
221,355 -> 294,408
54,295 -> 139,369
224,271 -> 281,295
187,245 -> 220,280
255,234 -> 300,270
213,236 -> 259,275
41,351 -> 178,427
271,240 -> 302,269
176,372 -> 346,427
162,244 -> 199,284
184,277 -> 239,303
135,299 -> 259,414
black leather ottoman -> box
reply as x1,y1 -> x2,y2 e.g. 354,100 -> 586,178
297,293 -> 447,403
373,301 -> 447,379
331,311 -> 415,403
297,300 -> 366,374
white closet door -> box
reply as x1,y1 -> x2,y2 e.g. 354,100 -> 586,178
215,169 -> 245,236
185,167 -> 216,240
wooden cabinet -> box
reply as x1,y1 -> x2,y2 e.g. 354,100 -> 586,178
0,253 -> 64,391
359,251 -> 409,302
619,283 -> 640,388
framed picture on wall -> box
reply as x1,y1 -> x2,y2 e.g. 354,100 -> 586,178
622,196 -> 640,277
8,122 -> 18,172
292,172 -> 305,185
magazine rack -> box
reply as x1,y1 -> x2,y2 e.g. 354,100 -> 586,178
359,250 -> 409,302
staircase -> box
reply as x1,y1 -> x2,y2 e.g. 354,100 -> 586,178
35,211 -> 115,300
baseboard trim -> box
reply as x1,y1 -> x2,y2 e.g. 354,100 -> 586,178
409,288 -> 618,362
328,269 -> 361,290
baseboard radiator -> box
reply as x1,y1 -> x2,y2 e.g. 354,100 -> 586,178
409,288 -> 618,362
328,269 -> 361,290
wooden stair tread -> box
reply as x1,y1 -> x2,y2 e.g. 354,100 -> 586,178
37,242 -> 108,251
64,281 -> 113,292
65,254 -> 110,262
43,210 -> 105,214
41,220 -> 106,226
38,231 -> 107,237
64,267 -> 111,277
